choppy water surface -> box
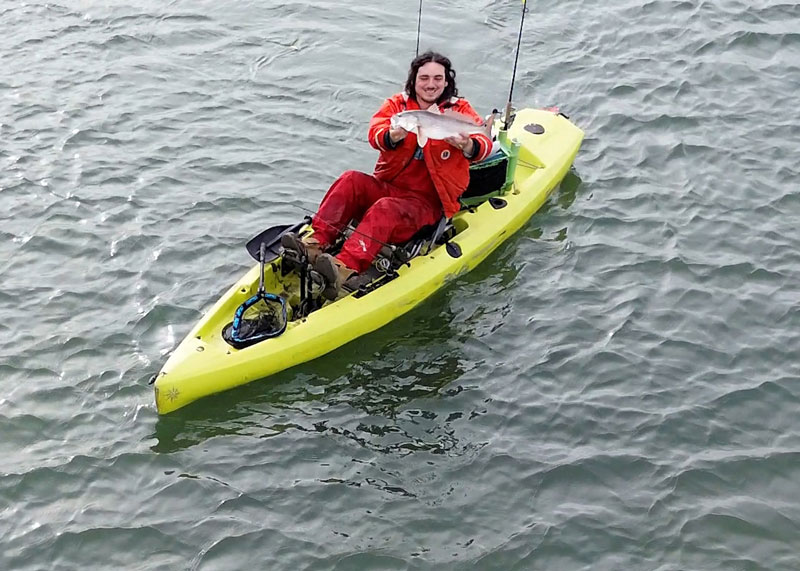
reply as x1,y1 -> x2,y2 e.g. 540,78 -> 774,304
2,0 -> 800,569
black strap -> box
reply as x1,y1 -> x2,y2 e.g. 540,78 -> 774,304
464,137 -> 481,160
384,130 -> 400,150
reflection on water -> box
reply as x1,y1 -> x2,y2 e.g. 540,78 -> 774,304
556,169 -> 583,211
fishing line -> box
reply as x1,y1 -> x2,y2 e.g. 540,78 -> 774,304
294,204 -> 397,251
415,0 -> 423,56
504,0 -> 528,128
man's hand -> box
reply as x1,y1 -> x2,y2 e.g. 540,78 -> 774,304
389,126 -> 408,144
444,133 -> 475,156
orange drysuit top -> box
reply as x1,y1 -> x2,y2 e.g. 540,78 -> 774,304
368,92 -> 493,218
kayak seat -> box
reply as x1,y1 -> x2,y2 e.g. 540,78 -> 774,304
334,217 -> 453,268
461,144 -> 510,208
380,216 -> 454,265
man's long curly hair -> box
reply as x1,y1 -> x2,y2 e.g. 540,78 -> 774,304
404,51 -> 459,105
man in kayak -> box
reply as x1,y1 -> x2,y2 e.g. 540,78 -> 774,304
282,51 -> 493,300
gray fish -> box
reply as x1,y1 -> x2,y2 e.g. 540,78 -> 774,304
390,109 -> 490,147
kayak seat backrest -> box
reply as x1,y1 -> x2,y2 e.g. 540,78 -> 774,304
374,216 -> 453,266
461,150 -> 509,207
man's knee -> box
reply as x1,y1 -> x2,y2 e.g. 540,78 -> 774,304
338,170 -> 370,186
368,197 -> 402,218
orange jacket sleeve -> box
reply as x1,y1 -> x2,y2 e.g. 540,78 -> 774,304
368,96 -> 406,152
451,99 -> 493,163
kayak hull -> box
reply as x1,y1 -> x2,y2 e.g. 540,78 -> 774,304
154,109 -> 584,414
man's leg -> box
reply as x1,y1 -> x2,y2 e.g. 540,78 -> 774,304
312,171 -> 389,246
336,194 -> 442,273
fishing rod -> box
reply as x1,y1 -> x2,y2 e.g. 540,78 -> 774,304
415,0 -> 423,56
504,0 -> 528,129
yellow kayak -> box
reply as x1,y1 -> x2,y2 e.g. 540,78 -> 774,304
153,108 -> 584,414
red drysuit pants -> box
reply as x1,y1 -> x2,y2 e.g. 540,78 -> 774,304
311,170 -> 443,273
